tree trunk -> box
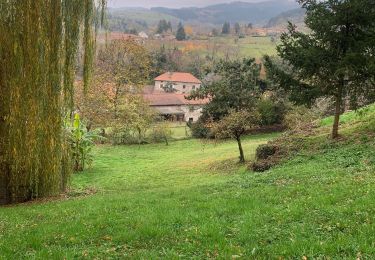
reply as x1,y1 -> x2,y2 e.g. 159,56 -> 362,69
86,122 -> 92,133
100,128 -> 106,144
332,85 -> 343,139
113,86 -> 120,119
0,167 -> 10,205
164,136 -> 169,146
137,128 -> 142,147
236,136 -> 245,163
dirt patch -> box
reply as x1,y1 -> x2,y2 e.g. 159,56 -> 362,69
1,187 -> 98,208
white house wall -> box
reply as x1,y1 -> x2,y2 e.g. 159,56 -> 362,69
155,81 -> 201,94
153,105 -> 203,122
182,106 -> 203,122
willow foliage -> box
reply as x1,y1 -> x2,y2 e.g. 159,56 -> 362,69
0,0 -> 106,204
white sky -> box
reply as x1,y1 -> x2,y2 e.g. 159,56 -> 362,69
107,0 -> 269,8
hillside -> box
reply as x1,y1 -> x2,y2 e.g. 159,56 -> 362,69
253,104 -> 375,172
1,105 -> 374,258
265,8 -> 306,28
107,7 -> 180,32
151,0 -> 299,25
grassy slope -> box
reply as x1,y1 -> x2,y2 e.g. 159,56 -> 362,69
0,107 -> 374,259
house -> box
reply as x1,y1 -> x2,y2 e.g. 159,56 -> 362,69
138,31 -> 149,39
143,72 -> 208,123
154,72 -> 202,94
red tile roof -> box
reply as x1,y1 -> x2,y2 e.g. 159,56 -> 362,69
143,93 -> 209,106
154,72 -> 202,84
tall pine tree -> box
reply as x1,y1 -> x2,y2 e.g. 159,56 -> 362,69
222,22 -> 231,34
265,0 -> 375,138
176,22 -> 186,41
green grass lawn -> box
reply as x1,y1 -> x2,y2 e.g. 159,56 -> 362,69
320,104 -> 375,127
1,128 -> 375,258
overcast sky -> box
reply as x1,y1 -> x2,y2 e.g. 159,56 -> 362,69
108,0 -> 268,8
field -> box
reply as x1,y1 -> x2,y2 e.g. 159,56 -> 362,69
1,108 -> 375,259
108,8 -> 180,29
146,35 -> 278,60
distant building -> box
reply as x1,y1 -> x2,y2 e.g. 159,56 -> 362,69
154,72 -> 202,94
138,31 -> 149,39
144,72 -> 207,123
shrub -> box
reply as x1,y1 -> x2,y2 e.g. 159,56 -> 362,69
256,144 -> 277,160
110,128 -> 142,145
190,120 -> 212,139
66,114 -> 99,172
251,160 -> 273,172
150,123 -> 172,145
257,98 -> 287,126
284,105 -> 320,130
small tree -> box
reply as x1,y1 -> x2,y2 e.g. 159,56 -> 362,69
156,19 -> 169,34
95,39 -> 151,123
234,22 -> 241,35
189,58 -> 263,162
189,58 -> 262,120
222,22 -> 231,34
130,99 -> 156,146
264,0 -> 375,139
212,110 -> 260,163
151,122 -> 173,145
167,21 -> 172,32
176,22 -> 186,41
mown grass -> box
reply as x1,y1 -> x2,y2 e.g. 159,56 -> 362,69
320,104 -> 375,127
1,107 -> 374,258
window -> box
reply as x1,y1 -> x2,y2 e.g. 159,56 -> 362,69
160,84 -> 164,88
192,85 -> 196,90
189,118 -> 194,123
183,85 -> 186,89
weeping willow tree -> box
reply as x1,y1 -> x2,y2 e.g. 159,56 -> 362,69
0,0 -> 106,204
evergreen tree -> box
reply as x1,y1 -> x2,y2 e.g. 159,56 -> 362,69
222,22 -> 231,34
234,22 -> 241,35
156,19 -> 169,34
176,22 -> 186,41
265,0 -> 375,139
167,21 -> 172,32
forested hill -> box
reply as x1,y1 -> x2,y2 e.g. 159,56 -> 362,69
151,0 -> 299,25
265,8 -> 306,28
